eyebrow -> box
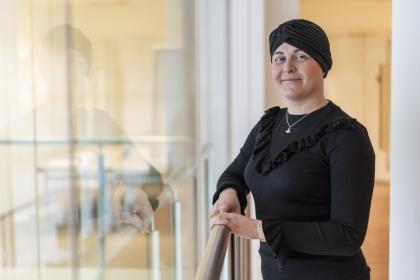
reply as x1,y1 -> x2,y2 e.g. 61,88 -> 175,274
273,49 -> 302,55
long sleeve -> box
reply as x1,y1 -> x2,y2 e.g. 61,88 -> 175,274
262,124 -> 375,257
212,123 -> 260,213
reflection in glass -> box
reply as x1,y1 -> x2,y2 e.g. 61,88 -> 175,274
0,0 -> 197,279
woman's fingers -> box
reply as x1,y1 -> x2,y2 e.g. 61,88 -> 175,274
211,212 -> 259,240
210,200 -> 238,218
210,211 -> 233,230
210,202 -> 223,218
209,188 -> 241,229
209,204 -> 219,217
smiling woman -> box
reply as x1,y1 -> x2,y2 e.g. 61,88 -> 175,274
210,19 -> 375,280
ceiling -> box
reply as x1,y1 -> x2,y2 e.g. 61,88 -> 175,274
300,0 -> 391,36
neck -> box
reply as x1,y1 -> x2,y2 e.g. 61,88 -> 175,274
285,95 -> 328,115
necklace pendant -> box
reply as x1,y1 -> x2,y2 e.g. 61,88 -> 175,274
285,128 -> 291,133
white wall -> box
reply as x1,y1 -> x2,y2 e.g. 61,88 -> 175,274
229,0 -> 265,149
390,0 -> 420,279
0,0 -> 17,131
229,1 -> 265,277
264,0 -> 299,109
197,1 -> 231,276
326,35 -> 390,182
197,1 -> 265,279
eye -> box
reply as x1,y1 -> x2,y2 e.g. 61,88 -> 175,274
273,56 -> 286,64
295,53 -> 308,61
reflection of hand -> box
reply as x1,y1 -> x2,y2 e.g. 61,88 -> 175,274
113,183 -> 154,233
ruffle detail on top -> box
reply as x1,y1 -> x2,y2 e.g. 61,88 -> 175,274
252,107 -> 357,175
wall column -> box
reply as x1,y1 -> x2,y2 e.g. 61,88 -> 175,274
264,0 -> 299,108
390,1 -> 420,279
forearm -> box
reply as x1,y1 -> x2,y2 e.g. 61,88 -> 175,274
262,219 -> 366,256
212,169 -> 249,213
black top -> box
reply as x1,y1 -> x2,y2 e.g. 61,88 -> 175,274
212,100 -> 375,279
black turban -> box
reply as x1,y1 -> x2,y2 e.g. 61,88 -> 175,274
44,24 -> 93,71
269,19 -> 332,77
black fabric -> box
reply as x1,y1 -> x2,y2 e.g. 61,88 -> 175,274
269,19 -> 333,77
212,170 -> 250,214
252,105 -> 356,175
212,100 -> 375,279
259,242 -> 371,280
211,121 -> 260,213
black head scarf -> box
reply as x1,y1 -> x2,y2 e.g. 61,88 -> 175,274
269,19 -> 332,77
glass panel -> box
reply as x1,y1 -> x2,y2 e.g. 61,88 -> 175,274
0,0 -> 197,279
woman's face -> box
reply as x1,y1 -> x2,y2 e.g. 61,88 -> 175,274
271,42 -> 324,101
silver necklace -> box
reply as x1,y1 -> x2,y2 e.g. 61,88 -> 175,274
285,111 -> 310,133
285,100 -> 329,134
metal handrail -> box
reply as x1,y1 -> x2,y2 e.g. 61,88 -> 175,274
195,225 -> 231,280
0,135 -> 192,145
0,150 -> 197,220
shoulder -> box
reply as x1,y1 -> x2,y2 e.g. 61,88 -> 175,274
263,106 -> 285,116
331,120 -> 371,144
327,103 -> 371,139
263,106 -> 282,115
251,106 -> 284,136
318,102 -> 374,156
322,102 -> 371,139
257,106 -> 284,128
324,119 -> 375,161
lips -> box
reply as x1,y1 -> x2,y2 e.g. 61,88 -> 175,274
281,78 -> 301,82
281,79 -> 302,83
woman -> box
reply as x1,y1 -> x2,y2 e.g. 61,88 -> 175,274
210,19 -> 375,280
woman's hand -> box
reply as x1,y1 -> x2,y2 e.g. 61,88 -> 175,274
209,188 -> 259,240
210,188 -> 241,218
211,211 -> 260,240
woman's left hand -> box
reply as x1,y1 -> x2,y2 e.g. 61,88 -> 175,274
211,211 -> 260,240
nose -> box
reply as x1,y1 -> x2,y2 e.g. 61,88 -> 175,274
282,60 -> 296,73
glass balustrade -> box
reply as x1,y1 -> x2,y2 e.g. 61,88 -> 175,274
0,0 -> 197,279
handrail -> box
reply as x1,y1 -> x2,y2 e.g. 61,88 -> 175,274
195,225 -> 231,280
0,135 -> 192,145
0,159 -> 197,220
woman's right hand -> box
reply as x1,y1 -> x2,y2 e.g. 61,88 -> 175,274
210,188 -> 241,228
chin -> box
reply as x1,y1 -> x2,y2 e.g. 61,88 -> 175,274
280,90 -> 303,100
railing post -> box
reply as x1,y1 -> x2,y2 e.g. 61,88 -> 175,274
173,200 -> 183,280
146,219 -> 161,280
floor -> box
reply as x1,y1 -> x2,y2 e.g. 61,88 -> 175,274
362,182 -> 390,280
